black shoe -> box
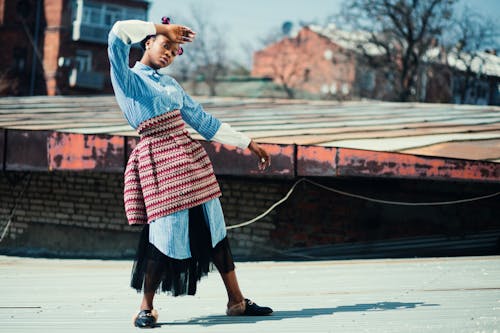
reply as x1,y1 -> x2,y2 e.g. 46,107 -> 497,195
133,309 -> 158,328
226,298 -> 273,316
243,299 -> 273,316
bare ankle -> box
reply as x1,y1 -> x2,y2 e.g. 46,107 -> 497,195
140,301 -> 153,311
227,296 -> 244,307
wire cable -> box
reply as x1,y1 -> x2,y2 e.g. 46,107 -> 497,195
0,173 -> 32,243
226,178 -> 500,230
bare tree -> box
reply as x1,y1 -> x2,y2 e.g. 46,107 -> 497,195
338,0 -> 457,102
256,32 -> 322,99
447,7 -> 499,104
254,23 -> 335,99
270,37 -> 302,98
179,4 -> 228,96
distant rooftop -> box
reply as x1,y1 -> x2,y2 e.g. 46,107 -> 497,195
309,24 -> 500,78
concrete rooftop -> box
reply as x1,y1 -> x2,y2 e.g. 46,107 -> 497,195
1,255 -> 499,332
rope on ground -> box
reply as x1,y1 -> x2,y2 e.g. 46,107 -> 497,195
226,178 -> 500,230
0,173 -> 32,243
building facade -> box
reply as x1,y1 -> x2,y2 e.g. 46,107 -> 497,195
252,25 -> 500,105
0,0 -> 148,96
252,27 -> 360,100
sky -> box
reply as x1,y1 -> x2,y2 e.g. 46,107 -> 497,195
148,0 -> 500,66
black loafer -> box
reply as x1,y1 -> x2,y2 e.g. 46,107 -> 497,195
226,298 -> 273,316
133,309 -> 158,328
244,299 -> 273,316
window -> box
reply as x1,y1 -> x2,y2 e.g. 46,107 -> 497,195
72,1 -> 147,43
330,82 -> 337,95
104,6 -> 122,26
341,83 -> 350,95
78,1 -> 146,28
75,50 -> 92,72
303,68 -> 310,82
82,2 -> 102,26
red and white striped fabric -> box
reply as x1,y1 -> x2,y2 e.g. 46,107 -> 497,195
124,110 -> 221,225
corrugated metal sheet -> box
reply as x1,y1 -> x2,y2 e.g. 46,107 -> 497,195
0,96 -> 499,180
1,96 -> 498,161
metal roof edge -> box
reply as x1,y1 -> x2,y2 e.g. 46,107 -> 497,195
2,129 -> 498,183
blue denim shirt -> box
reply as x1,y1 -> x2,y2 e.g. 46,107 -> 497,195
108,22 -> 226,259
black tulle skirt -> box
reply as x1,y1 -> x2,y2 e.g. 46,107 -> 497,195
130,204 -> 235,296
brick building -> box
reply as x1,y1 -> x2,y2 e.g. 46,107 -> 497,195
252,24 -> 500,105
252,25 -> 387,100
0,0 -> 148,96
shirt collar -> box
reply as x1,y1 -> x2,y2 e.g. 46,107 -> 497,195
133,62 -> 161,80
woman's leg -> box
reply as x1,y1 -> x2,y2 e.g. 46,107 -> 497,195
211,238 -> 273,316
140,291 -> 155,310
210,237 -> 243,307
139,259 -> 162,310
218,269 -> 244,307
134,262 -> 161,327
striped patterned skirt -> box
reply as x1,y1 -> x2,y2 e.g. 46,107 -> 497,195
124,110 -> 222,225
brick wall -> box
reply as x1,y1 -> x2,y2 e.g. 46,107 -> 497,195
0,171 -> 136,257
273,177 -> 500,249
220,177 -> 290,257
0,171 -> 291,258
1,171 -> 499,259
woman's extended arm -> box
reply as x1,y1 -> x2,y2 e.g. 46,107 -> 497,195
211,123 -> 271,171
180,93 -> 271,170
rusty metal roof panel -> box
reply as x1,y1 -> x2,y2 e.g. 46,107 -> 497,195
0,95 -> 499,180
5,130 -> 50,171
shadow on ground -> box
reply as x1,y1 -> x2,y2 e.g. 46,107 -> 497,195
157,301 -> 438,327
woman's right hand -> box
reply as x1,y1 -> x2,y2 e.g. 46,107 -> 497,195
155,24 -> 196,43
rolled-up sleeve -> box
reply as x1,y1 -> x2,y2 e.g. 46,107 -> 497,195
111,20 -> 156,44
211,123 -> 251,149
108,20 -> 156,95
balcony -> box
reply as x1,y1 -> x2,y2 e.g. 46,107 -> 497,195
69,69 -> 105,90
72,22 -> 109,44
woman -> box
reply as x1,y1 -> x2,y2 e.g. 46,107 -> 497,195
108,18 -> 273,328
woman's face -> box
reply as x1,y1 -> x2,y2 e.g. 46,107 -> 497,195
145,35 -> 181,69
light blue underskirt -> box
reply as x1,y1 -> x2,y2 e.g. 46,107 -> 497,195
148,198 -> 227,259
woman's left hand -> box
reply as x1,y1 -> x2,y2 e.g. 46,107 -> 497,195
248,140 -> 271,171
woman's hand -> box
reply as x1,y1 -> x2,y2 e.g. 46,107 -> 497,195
248,140 -> 271,171
155,24 -> 196,43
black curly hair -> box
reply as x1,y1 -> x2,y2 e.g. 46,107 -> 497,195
140,35 -> 155,51
139,17 -> 179,52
